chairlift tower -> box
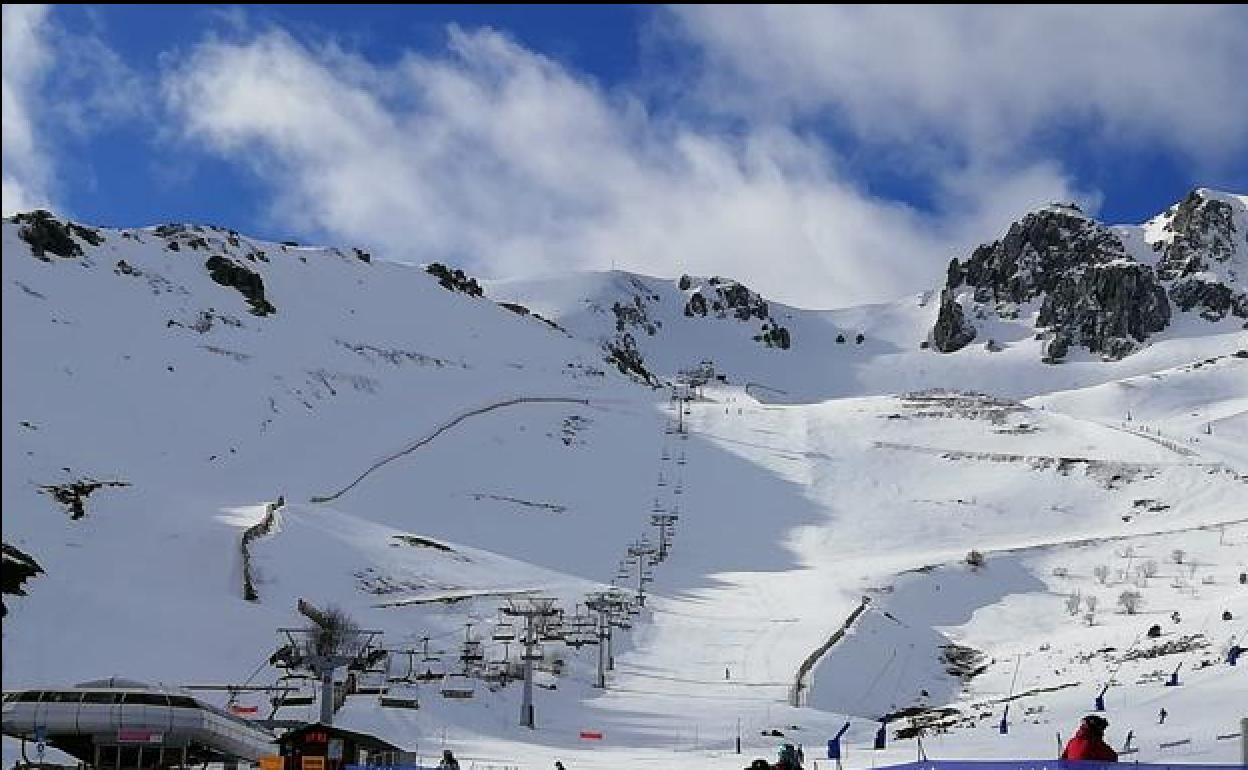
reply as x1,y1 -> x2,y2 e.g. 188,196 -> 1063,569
502,597 -> 561,728
627,540 -> 658,605
586,590 -> 635,688
650,512 -> 679,562
277,623 -> 382,726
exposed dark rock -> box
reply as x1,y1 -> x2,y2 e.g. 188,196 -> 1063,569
39,478 -> 130,520
678,274 -> 693,291
499,301 -> 531,316
352,247 -> 371,263
684,292 -> 708,317
1038,261 -> 1170,360
604,333 -> 658,385
932,289 -> 976,352
12,210 -> 101,259
426,262 -> 483,297
205,255 -> 276,316
1170,277 -> 1247,321
933,202 -> 1190,360
961,205 -> 1124,306
2,542 -> 44,618
1157,191 -> 1238,280
754,324 -> 791,349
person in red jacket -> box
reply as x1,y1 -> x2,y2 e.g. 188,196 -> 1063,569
1061,715 -> 1118,762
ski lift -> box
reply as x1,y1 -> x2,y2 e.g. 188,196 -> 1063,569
661,448 -> 670,461
439,673 -> 475,699
355,666 -> 390,695
388,649 -> 416,684
379,683 -> 419,710
657,474 -> 667,487
482,659 -> 512,684
677,452 -> 687,465
492,622 -> 516,642
540,623 -> 565,642
272,674 -> 315,707
521,642 -> 545,662
652,498 -> 664,513
460,640 -> 484,663
413,662 -> 445,682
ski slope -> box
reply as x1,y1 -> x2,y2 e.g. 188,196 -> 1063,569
3,205 -> 1246,769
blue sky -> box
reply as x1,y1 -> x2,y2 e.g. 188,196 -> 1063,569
4,5 -> 1247,306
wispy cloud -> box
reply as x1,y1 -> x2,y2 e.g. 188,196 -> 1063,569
161,24 -> 1081,307
2,4 -> 54,215
669,6 -> 1248,167
2,5 -> 150,217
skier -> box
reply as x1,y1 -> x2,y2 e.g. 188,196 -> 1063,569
776,742 -> 803,769
1060,715 -> 1118,762
554,762 -> 566,770
1158,708 -> 1167,724
437,749 -> 460,770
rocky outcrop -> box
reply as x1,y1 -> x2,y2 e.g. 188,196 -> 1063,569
1155,190 -> 1247,322
680,275 -> 791,350
426,262 -> 484,297
953,204 -> 1126,305
1156,191 -> 1238,280
12,210 -> 103,260
934,203 -> 1178,361
1039,262 -> 1171,361
604,332 -> 659,385
205,255 -> 276,316
932,289 -> 977,352
2,542 -> 44,618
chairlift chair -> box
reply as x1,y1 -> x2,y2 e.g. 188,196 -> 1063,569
414,660 -> 446,682
379,682 -> 420,710
439,673 -> 475,699
355,666 -> 390,695
492,622 -> 517,642
460,640 -> 485,662
272,675 -> 316,707
677,453 -> 687,465
521,643 -> 545,662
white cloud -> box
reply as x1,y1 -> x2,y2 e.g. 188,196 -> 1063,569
2,4 -> 54,215
2,5 -> 148,217
669,6 -> 1248,165
162,25 -> 1081,308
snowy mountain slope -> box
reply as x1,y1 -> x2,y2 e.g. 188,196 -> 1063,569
4,203 -> 1247,770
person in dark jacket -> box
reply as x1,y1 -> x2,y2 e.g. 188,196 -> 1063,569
437,749 -> 460,770
1061,715 -> 1118,762
776,743 -> 803,769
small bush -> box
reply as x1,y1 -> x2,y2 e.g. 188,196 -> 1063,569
966,550 -> 985,568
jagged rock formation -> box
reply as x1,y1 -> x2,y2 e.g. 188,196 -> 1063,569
1154,191 -> 1247,322
205,255 -> 277,316
426,262 -> 484,297
932,191 -> 1245,361
12,210 -> 102,259
2,543 -> 44,618
1039,262 -> 1170,361
932,289 -> 977,352
680,275 -> 792,349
